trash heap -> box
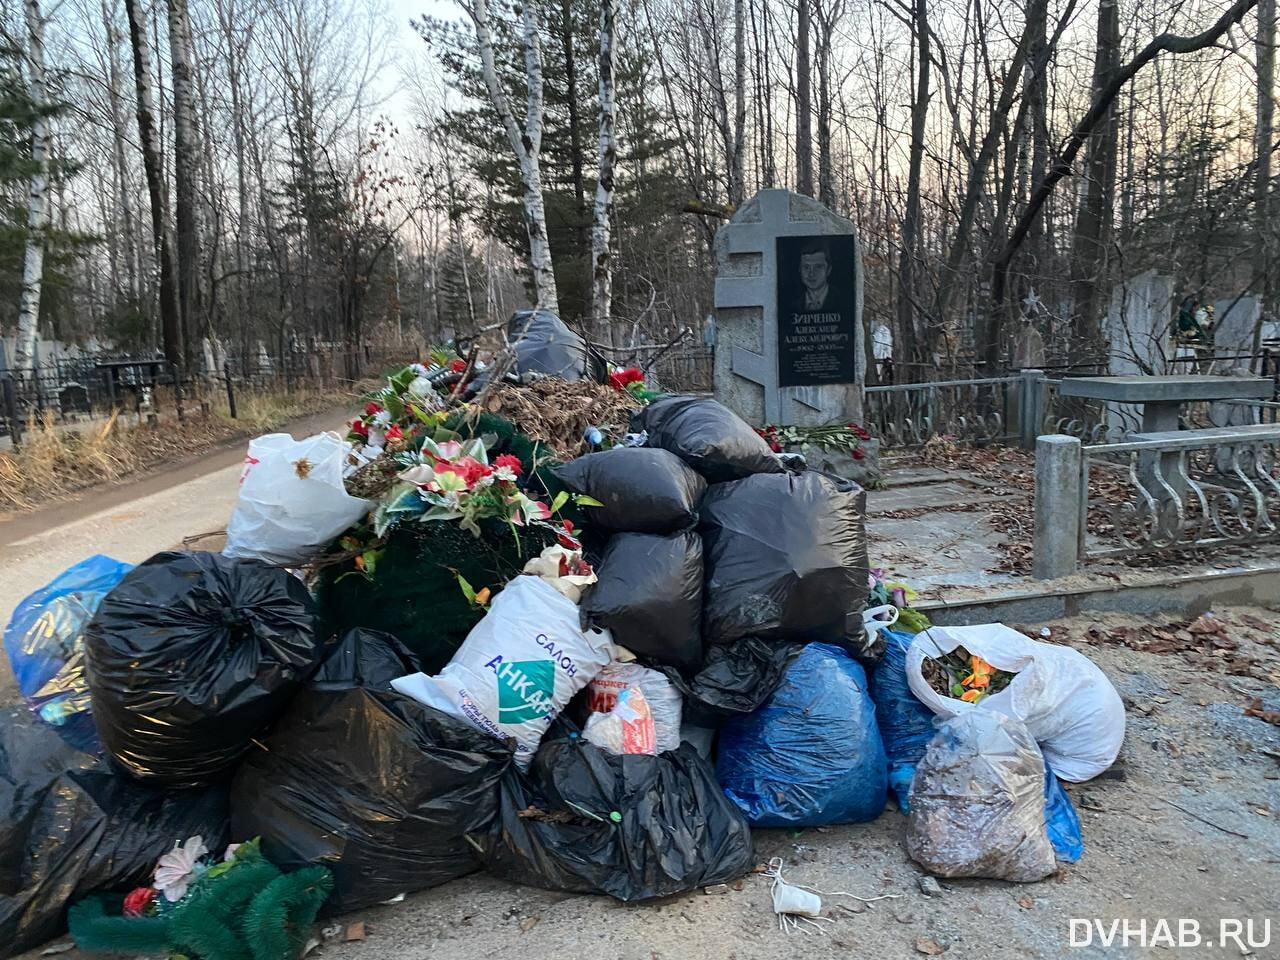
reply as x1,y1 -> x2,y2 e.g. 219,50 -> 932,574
1,330 -> 1128,958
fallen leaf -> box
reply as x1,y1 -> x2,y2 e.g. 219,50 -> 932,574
1244,700 -> 1280,726
520,917 -> 540,933
40,942 -> 74,956
293,457 -> 313,479
915,937 -> 948,955
1018,896 -> 1035,909
1189,615 -> 1226,636
1238,614 -> 1272,632
342,922 -> 366,942
1253,807 -> 1272,817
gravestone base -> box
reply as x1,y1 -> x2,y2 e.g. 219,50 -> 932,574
785,437 -> 883,489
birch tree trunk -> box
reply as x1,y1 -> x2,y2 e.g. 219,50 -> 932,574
124,0 -> 181,367
794,0 -> 814,197
13,0 -> 52,380
471,0 -> 558,312
167,0 -> 201,371
102,0 -> 139,304
591,0 -> 618,341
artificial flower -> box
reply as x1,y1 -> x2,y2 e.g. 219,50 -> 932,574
122,887 -> 157,918
493,453 -> 523,478
409,362 -> 430,377
408,376 -> 435,399
364,402 -> 383,417
450,358 -> 468,373
852,447 -> 866,460
371,409 -> 392,429
154,836 -> 209,903
385,423 -> 405,443
222,843 -> 242,862
608,367 -> 645,391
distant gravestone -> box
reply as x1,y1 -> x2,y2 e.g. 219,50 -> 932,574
712,189 -> 864,427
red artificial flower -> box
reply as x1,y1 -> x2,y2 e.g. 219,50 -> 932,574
450,358 -> 468,373
852,447 -> 866,460
768,440 -> 783,453
123,887 -> 157,918
350,418 -> 369,439
494,453 -> 523,477
439,456 -> 493,487
364,402 -> 383,416
385,424 -> 404,442
608,367 -> 644,391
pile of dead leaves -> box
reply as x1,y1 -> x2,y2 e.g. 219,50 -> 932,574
1080,613 -> 1274,681
479,378 -> 640,460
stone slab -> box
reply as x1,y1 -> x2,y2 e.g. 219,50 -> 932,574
1057,374 -> 1273,403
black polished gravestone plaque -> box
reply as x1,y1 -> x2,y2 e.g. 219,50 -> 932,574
775,234 -> 858,387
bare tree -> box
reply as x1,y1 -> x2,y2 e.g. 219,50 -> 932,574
468,0 -> 558,311
13,0 -> 52,379
591,0 -> 618,340
166,0 -> 201,370
1255,0 -> 1275,360
794,0 -> 813,196
896,0 -> 929,365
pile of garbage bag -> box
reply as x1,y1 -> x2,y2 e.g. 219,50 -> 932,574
0,353 -> 1130,956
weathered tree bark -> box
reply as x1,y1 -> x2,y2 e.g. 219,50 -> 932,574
555,0 -> 588,320
1255,0 -> 1275,362
731,0 -> 746,205
896,0 -> 930,366
166,0 -> 200,373
991,0 -> 1259,316
124,0 -> 182,368
591,0 -> 618,341
471,0 -> 559,312
13,0 -> 52,380
794,0 -> 814,197
814,0 -> 842,208
1067,0 -> 1122,359
102,0 -> 139,304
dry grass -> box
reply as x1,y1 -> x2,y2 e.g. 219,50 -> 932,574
0,385 -> 352,513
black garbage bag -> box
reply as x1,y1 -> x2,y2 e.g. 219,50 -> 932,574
0,715 -> 229,959
231,633 -> 513,914
483,732 -> 753,900
631,395 -> 784,483
310,628 -> 420,689
700,471 -> 869,644
84,551 -> 323,787
466,309 -> 603,389
582,530 -> 702,672
553,449 -> 705,534
659,637 -> 804,727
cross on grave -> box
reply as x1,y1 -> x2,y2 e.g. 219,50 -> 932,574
712,189 -> 864,427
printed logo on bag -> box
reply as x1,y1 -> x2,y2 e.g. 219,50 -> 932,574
486,656 -> 555,724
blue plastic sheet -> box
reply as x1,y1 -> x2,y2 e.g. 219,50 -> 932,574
872,630 -> 1084,861
3,555 -> 132,751
716,642 -> 887,826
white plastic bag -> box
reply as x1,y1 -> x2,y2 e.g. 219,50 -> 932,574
224,432 -> 371,566
391,575 -> 615,769
906,623 -> 1125,782
587,662 -> 683,753
906,711 -> 1057,882
521,544 -> 598,603
584,685 -> 656,755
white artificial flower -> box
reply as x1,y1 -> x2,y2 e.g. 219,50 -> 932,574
407,376 -> 436,399
492,464 -> 518,482
371,410 -> 393,429
409,362 -> 430,377
154,836 -> 209,902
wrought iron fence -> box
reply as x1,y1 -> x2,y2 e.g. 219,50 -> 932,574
1079,425 -> 1280,560
865,373 -> 1038,448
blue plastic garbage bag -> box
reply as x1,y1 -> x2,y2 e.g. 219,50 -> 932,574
4,555 -> 132,751
872,630 -> 1084,861
1044,765 -> 1084,863
716,642 -> 887,826
871,629 -> 936,810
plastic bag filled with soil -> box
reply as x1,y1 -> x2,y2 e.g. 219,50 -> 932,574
315,518 -> 559,673
4,554 -> 133,753
482,730 -> 753,900
658,636 -> 804,727
700,471 -> 870,644
582,530 -> 702,672
231,631 -> 513,914
84,551 -> 323,786
716,643 -> 887,826
905,711 -> 1057,882
631,395 -> 784,482
0,716 -> 229,959
553,449 -> 705,533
